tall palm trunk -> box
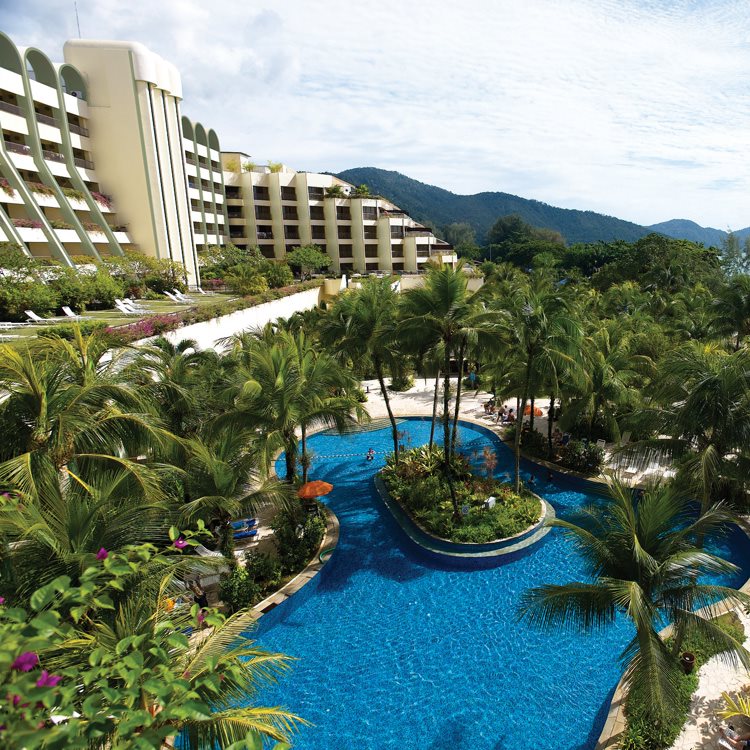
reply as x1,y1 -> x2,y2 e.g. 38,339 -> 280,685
284,431 -> 297,482
514,362 -> 533,493
547,393 -> 555,457
301,424 -> 309,483
530,395 -> 536,431
451,340 -> 466,455
442,343 -> 452,461
374,355 -> 399,463
429,369 -> 440,450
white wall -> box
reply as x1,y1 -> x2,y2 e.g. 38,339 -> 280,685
161,288 -> 322,351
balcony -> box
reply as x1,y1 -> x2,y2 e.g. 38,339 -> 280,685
5,140 -> 30,155
74,156 -> 95,170
34,111 -> 57,128
0,100 -> 23,117
42,149 -> 66,164
257,231 -> 273,240
68,122 -> 89,137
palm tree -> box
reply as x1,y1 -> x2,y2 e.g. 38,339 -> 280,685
220,331 -> 366,481
562,323 -> 650,441
490,270 -> 581,492
712,275 -> 750,350
62,592 -> 305,748
0,345 -> 173,495
125,337 -> 220,437
641,342 -> 750,513
179,426 -> 293,555
519,480 -> 750,722
320,278 -> 401,460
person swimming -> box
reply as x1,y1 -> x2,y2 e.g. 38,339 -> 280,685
366,448 -> 375,461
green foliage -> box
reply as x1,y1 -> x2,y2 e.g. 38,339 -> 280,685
349,184 -> 371,198
261,260 -> 295,289
225,264 -> 269,296
36,320 -> 108,340
285,245 -> 331,279
557,440 -> 604,474
0,280 -> 59,320
219,565 -> 262,614
621,612 -> 746,750
381,446 -> 540,543
272,506 -> 326,575
389,372 -> 414,391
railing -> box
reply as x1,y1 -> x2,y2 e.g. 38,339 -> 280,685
257,232 -> 273,239
34,111 -> 57,128
68,122 -> 89,137
4,140 -> 30,155
0,100 -> 23,117
42,149 -> 66,163
74,157 -> 95,170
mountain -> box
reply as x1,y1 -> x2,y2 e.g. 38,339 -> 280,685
336,167 -> 746,247
646,219 -> 728,247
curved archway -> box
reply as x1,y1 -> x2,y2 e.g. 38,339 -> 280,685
58,64 -> 87,101
207,128 -> 220,151
181,116 -> 194,140
24,48 -> 57,88
194,122 -> 208,146
0,32 -> 22,75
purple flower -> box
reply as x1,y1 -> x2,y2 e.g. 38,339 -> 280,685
0,597 -> 5,605
96,547 -> 108,561
197,610 -> 205,625
173,537 -> 188,550
36,671 -> 62,688
11,652 -> 39,672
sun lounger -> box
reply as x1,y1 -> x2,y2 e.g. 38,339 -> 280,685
114,300 -> 141,316
233,528 -> 259,540
0,321 -> 29,329
62,306 -> 83,320
619,431 -> 631,447
230,518 -> 258,531
195,544 -> 224,558
25,310 -> 63,324
172,289 -> 192,302
595,439 -> 606,450
163,291 -> 181,303
196,286 -> 214,296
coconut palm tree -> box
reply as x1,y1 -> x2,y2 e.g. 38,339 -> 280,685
179,425 -> 293,555
220,331 -> 366,481
60,591 -> 305,748
711,274 -> 750,350
320,277 -> 402,460
490,269 -> 581,491
519,480 -> 750,722
0,345 -> 173,495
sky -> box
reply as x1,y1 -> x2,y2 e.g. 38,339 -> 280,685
2,0 -> 750,229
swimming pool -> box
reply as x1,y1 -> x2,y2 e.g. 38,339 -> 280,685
252,418 -> 750,750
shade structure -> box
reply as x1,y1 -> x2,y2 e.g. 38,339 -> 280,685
297,480 -> 334,499
524,405 -> 544,417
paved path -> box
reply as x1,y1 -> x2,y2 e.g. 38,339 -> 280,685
669,608 -> 750,749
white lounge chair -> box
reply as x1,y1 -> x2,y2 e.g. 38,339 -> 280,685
195,544 -> 224,558
62,306 -> 83,320
172,289 -> 192,302
595,439 -> 606,450
25,310 -> 63,324
618,431 -> 631,447
0,321 -> 29,329
163,291 -> 181,303
196,286 -> 214,296
114,300 -> 141,316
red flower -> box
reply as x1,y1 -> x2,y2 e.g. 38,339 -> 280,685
11,652 -> 39,672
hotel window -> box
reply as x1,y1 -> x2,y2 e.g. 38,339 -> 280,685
253,185 -> 270,200
282,206 -> 298,221
281,186 -> 296,201
336,205 -> 351,221
311,225 -> 326,240
308,186 -> 324,199
310,205 -> 325,220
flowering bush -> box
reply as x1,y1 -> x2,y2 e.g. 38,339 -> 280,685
27,181 -> 55,197
12,218 -> 43,229
90,191 -> 112,209
0,178 -> 14,197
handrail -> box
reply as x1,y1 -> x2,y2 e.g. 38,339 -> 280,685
74,157 -> 95,170
68,122 -> 89,137
42,149 -> 66,163
0,100 -> 23,117
4,141 -> 30,155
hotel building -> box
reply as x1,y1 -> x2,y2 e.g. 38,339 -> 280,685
0,32 -> 453,285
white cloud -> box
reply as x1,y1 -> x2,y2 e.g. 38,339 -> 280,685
2,0 -> 750,229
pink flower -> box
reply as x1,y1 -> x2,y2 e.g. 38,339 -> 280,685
36,671 -> 62,688
11,652 -> 39,672
173,538 -> 188,550
0,597 -> 5,605
95,548 -> 108,561
197,610 -> 205,625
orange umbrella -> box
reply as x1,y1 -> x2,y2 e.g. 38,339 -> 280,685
524,405 -> 543,417
297,480 -> 334,499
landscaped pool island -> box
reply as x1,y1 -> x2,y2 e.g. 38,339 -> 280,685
252,418 -> 750,750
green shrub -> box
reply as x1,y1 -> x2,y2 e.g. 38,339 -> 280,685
37,320 -> 108,340
352,386 -> 368,403
218,566 -> 261,614
0,281 -> 59,321
620,612 -> 744,750
520,428 -> 547,458
245,551 -> 282,591
558,440 -> 604,474
261,260 -> 295,288
272,506 -> 326,575
225,264 -> 270,296
389,373 -> 414,391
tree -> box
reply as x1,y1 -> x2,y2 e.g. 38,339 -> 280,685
285,245 -> 331,280
324,185 -> 345,198
321,278 -> 402,460
0,544 -> 303,749
711,275 -> 750,350
442,223 -> 481,260
721,231 -> 750,277
350,184 -> 371,198
519,480 -> 750,724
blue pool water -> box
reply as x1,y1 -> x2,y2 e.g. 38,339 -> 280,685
252,418 -> 750,750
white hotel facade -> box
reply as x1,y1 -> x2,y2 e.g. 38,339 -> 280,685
0,32 -> 454,286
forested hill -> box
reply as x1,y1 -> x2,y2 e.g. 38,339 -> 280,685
335,167 -> 745,246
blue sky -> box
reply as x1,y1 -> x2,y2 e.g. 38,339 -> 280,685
2,0 -> 750,230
